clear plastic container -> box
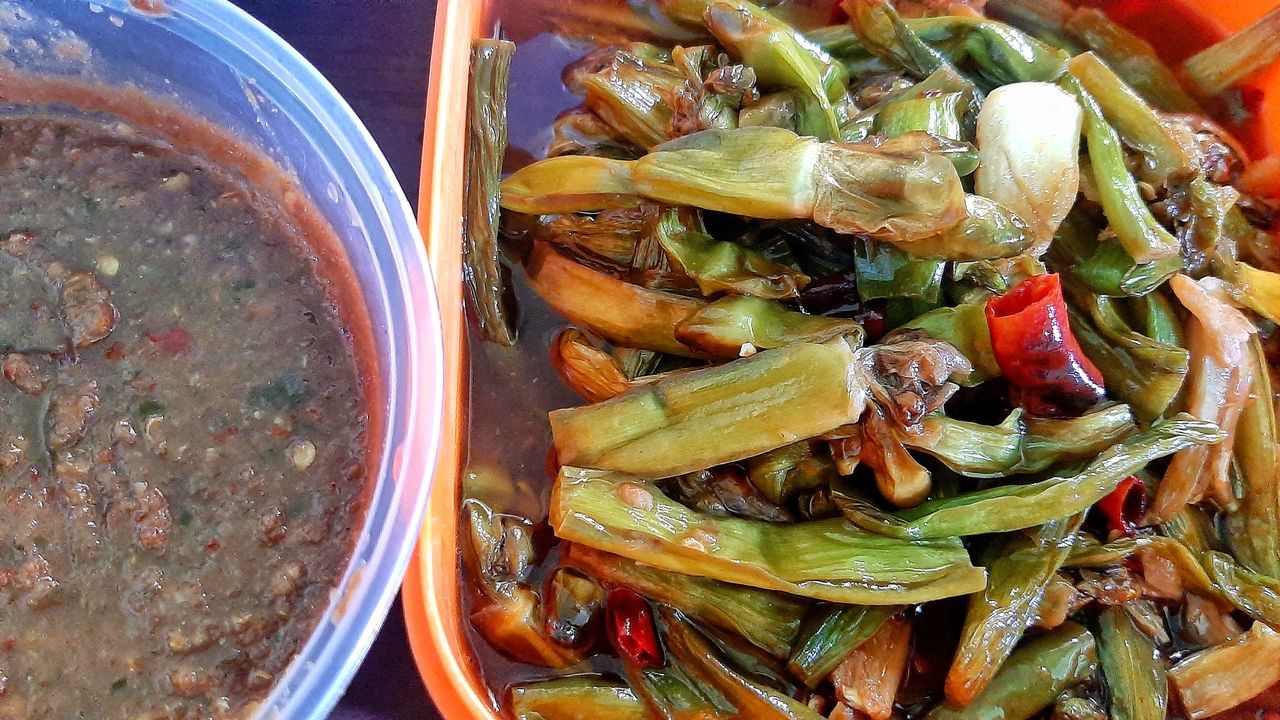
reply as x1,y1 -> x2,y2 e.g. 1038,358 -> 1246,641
0,1 -> 444,718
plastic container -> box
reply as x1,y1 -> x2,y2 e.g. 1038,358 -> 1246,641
405,1 -> 1280,718
0,2 -> 444,719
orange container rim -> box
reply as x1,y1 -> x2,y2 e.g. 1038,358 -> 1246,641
405,2 -> 1280,719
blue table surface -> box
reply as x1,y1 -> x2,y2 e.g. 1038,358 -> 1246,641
228,2 -> 444,718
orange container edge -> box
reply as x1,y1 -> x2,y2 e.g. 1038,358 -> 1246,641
404,2 -> 1280,719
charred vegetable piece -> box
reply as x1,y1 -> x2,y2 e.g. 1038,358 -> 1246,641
550,338 -> 866,478
1169,621 -> 1280,720
550,467 -> 987,604
945,514 -> 1084,705
1095,605 -> 1167,720
837,416 -> 1224,539
902,404 -> 1135,478
1182,7 -> 1280,99
526,242 -> 706,358
926,623 -> 1097,720
654,208 -> 808,299
787,605 -> 901,688
463,500 -> 582,667
985,274 -> 1106,418
564,544 -> 805,657
659,607 -> 824,720
465,39 -> 516,345
511,678 -> 649,720
501,127 -> 968,244
674,296 -> 864,358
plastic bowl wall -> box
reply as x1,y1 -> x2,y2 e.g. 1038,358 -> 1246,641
405,1 -> 1280,718
0,2 -> 444,719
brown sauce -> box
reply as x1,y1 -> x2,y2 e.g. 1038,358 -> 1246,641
0,80 -> 376,719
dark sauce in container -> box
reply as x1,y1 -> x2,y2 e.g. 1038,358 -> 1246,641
0,78 -> 377,719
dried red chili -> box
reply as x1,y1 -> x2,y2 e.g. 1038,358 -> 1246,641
1097,475 -> 1146,537
985,274 -> 1105,418
606,588 -> 663,668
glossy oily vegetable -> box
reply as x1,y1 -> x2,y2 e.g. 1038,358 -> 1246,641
445,1 -> 1280,719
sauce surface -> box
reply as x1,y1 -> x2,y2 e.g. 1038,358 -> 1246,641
0,114 -> 368,720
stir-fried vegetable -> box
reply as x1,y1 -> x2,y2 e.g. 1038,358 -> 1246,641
926,623 -> 1097,720
674,295 -> 864,357
1074,81 -> 1182,265
1169,621 -> 1280,719
464,39 -> 517,345
654,208 -> 809,299
836,416 -> 1224,539
462,500 -> 583,667
974,82 -> 1082,251
788,605 -> 900,688
1227,336 -> 1280,577
503,127 -> 968,245
511,678 -> 649,720
459,2 -> 1280,716
1182,7 -> 1280,99
945,515 -> 1084,705
1096,606 -> 1167,720
526,242 -> 707,357
831,616 -> 911,720
565,544 -> 806,657
1148,274 -> 1256,522
550,338 -> 866,477
551,467 -> 986,603
659,607 -> 824,720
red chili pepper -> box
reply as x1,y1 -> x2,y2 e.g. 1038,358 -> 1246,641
606,588 -> 663,669
985,274 -> 1106,418
1097,475 -> 1147,537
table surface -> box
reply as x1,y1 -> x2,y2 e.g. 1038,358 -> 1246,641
228,2 -> 444,718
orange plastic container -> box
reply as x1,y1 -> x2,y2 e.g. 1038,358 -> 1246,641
404,2 -> 1280,718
